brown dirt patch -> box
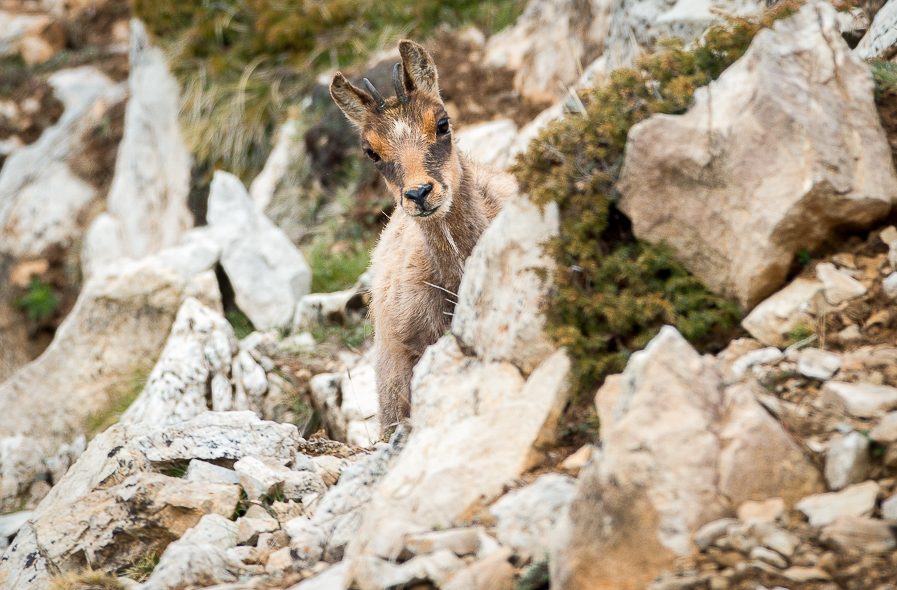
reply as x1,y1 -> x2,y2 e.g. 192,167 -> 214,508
66,0 -> 131,49
426,31 -> 553,129
69,98 -> 126,194
0,78 -> 64,143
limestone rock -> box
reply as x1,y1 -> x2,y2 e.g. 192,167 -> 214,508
234,456 -> 326,504
349,549 -> 465,590
488,474 -> 575,561
0,510 -> 32,541
441,548 -> 515,590
403,527 -> 484,558
870,411 -> 897,443
550,327 -> 823,590
237,516 -> 280,545
206,171 -> 312,331
504,103 -> 564,164
737,498 -> 786,524
0,256 -> 218,502
882,494 -> 897,522
340,362 -> 379,447
617,2 -> 897,309
0,11 -> 65,64
0,67 -> 125,261
742,278 -> 823,346
284,517 -> 326,568
185,460 -> 241,486
288,562 -> 349,590
484,0 -> 611,103
728,347 -> 783,381
250,119 -> 301,211
105,19 -> 192,259
453,196 -> 559,374
693,519 -> 739,552
604,0 -> 764,70
120,298 -> 237,427
854,0 -> 897,59
33,472 -> 239,572
796,481 -> 880,527
825,432 -> 870,491
0,523 -> 53,590
797,349 -> 842,380
455,119 -> 518,167
820,516 -> 896,553
821,381 -> 897,418
141,515 -> 242,590
817,263 -> 867,305
345,344 -> 568,567
311,432 -> 406,562
292,287 -> 367,333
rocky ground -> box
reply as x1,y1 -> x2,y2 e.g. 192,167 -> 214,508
2,0 -> 897,589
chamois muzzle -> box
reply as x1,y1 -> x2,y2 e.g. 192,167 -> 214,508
404,183 -> 433,206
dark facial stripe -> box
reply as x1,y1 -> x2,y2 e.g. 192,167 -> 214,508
425,136 -> 452,183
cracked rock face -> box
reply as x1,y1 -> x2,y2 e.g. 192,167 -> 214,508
550,326 -> 823,590
617,1 -> 897,309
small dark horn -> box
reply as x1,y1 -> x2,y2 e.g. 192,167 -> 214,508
363,78 -> 385,110
393,63 -> 409,105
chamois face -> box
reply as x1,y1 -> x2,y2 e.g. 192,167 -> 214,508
330,40 -> 461,222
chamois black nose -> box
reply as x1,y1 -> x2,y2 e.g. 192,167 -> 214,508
404,183 -> 433,205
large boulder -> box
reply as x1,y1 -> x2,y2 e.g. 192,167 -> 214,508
0,254 -> 219,505
617,1 -> 897,309
550,327 -> 824,590
603,0 -> 764,70
103,19 -> 193,261
484,0 -> 611,103
206,171 -> 312,332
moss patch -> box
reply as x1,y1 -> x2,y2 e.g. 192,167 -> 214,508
513,2 -> 805,397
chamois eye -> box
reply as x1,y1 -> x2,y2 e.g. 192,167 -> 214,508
437,117 -> 450,135
364,148 -> 381,162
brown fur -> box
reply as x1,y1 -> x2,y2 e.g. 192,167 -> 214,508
331,40 -> 517,429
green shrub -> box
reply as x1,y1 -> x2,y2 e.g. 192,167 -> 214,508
870,59 -> 897,98
226,310 -> 255,340
513,1 -> 803,397
15,276 -> 60,322
306,239 -> 370,295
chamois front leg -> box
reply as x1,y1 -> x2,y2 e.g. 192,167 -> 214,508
374,339 -> 416,432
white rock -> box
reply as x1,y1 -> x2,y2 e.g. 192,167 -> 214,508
250,119 -> 301,211
617,2 -> 897,309
312,455 -> 346,487
206,171 -> 312,331
821,381 -> 897,418
288,562 -> 349,590
453,196 -> 560,374
796,480 -> 880,527
341,363 -> 379,447
237,516 -> 280,545
455,119 -> 518,167
185,460 -> 241,486
284,517 -> 326,569
0,523 -> 53,590
797,349 -> 842,380
883,272 -> 897,299
488,474 -> 575,561
484,0 -> 610,103
854,0 -> 897,59
742,278 -> 823,347
881,494 -> 897,523
816,263 -> 867,305
750,546 -> 788,569
819,515 -> 897,553
234,456 -> 326,504
403,527 -> 484,558
870,412 -> 897,443
105,20 -> 192,259
504,103 -> 564,165
348,549 -> 465,590
80,213 -> 127,278
293,288 -> 365,332
824,432 -> 870,491
729,347 -> 783,381
693,518 -> 739,552
0,511 -> 33,540
0,67 -> 125,260
311,433 -> 406,562
737,498 -> 785,524
121,298 -> 237,427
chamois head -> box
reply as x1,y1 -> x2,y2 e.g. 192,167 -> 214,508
330,40 -> 459,222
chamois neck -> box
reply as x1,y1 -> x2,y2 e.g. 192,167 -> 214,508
415,156 -> 487,288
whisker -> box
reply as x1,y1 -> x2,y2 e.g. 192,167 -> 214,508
423,281 -> 459,300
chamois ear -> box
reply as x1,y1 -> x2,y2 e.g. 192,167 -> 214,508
398,40 -> 440,100
330,72 -> 374,126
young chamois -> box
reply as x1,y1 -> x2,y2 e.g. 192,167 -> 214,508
330,40 -> 517,430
